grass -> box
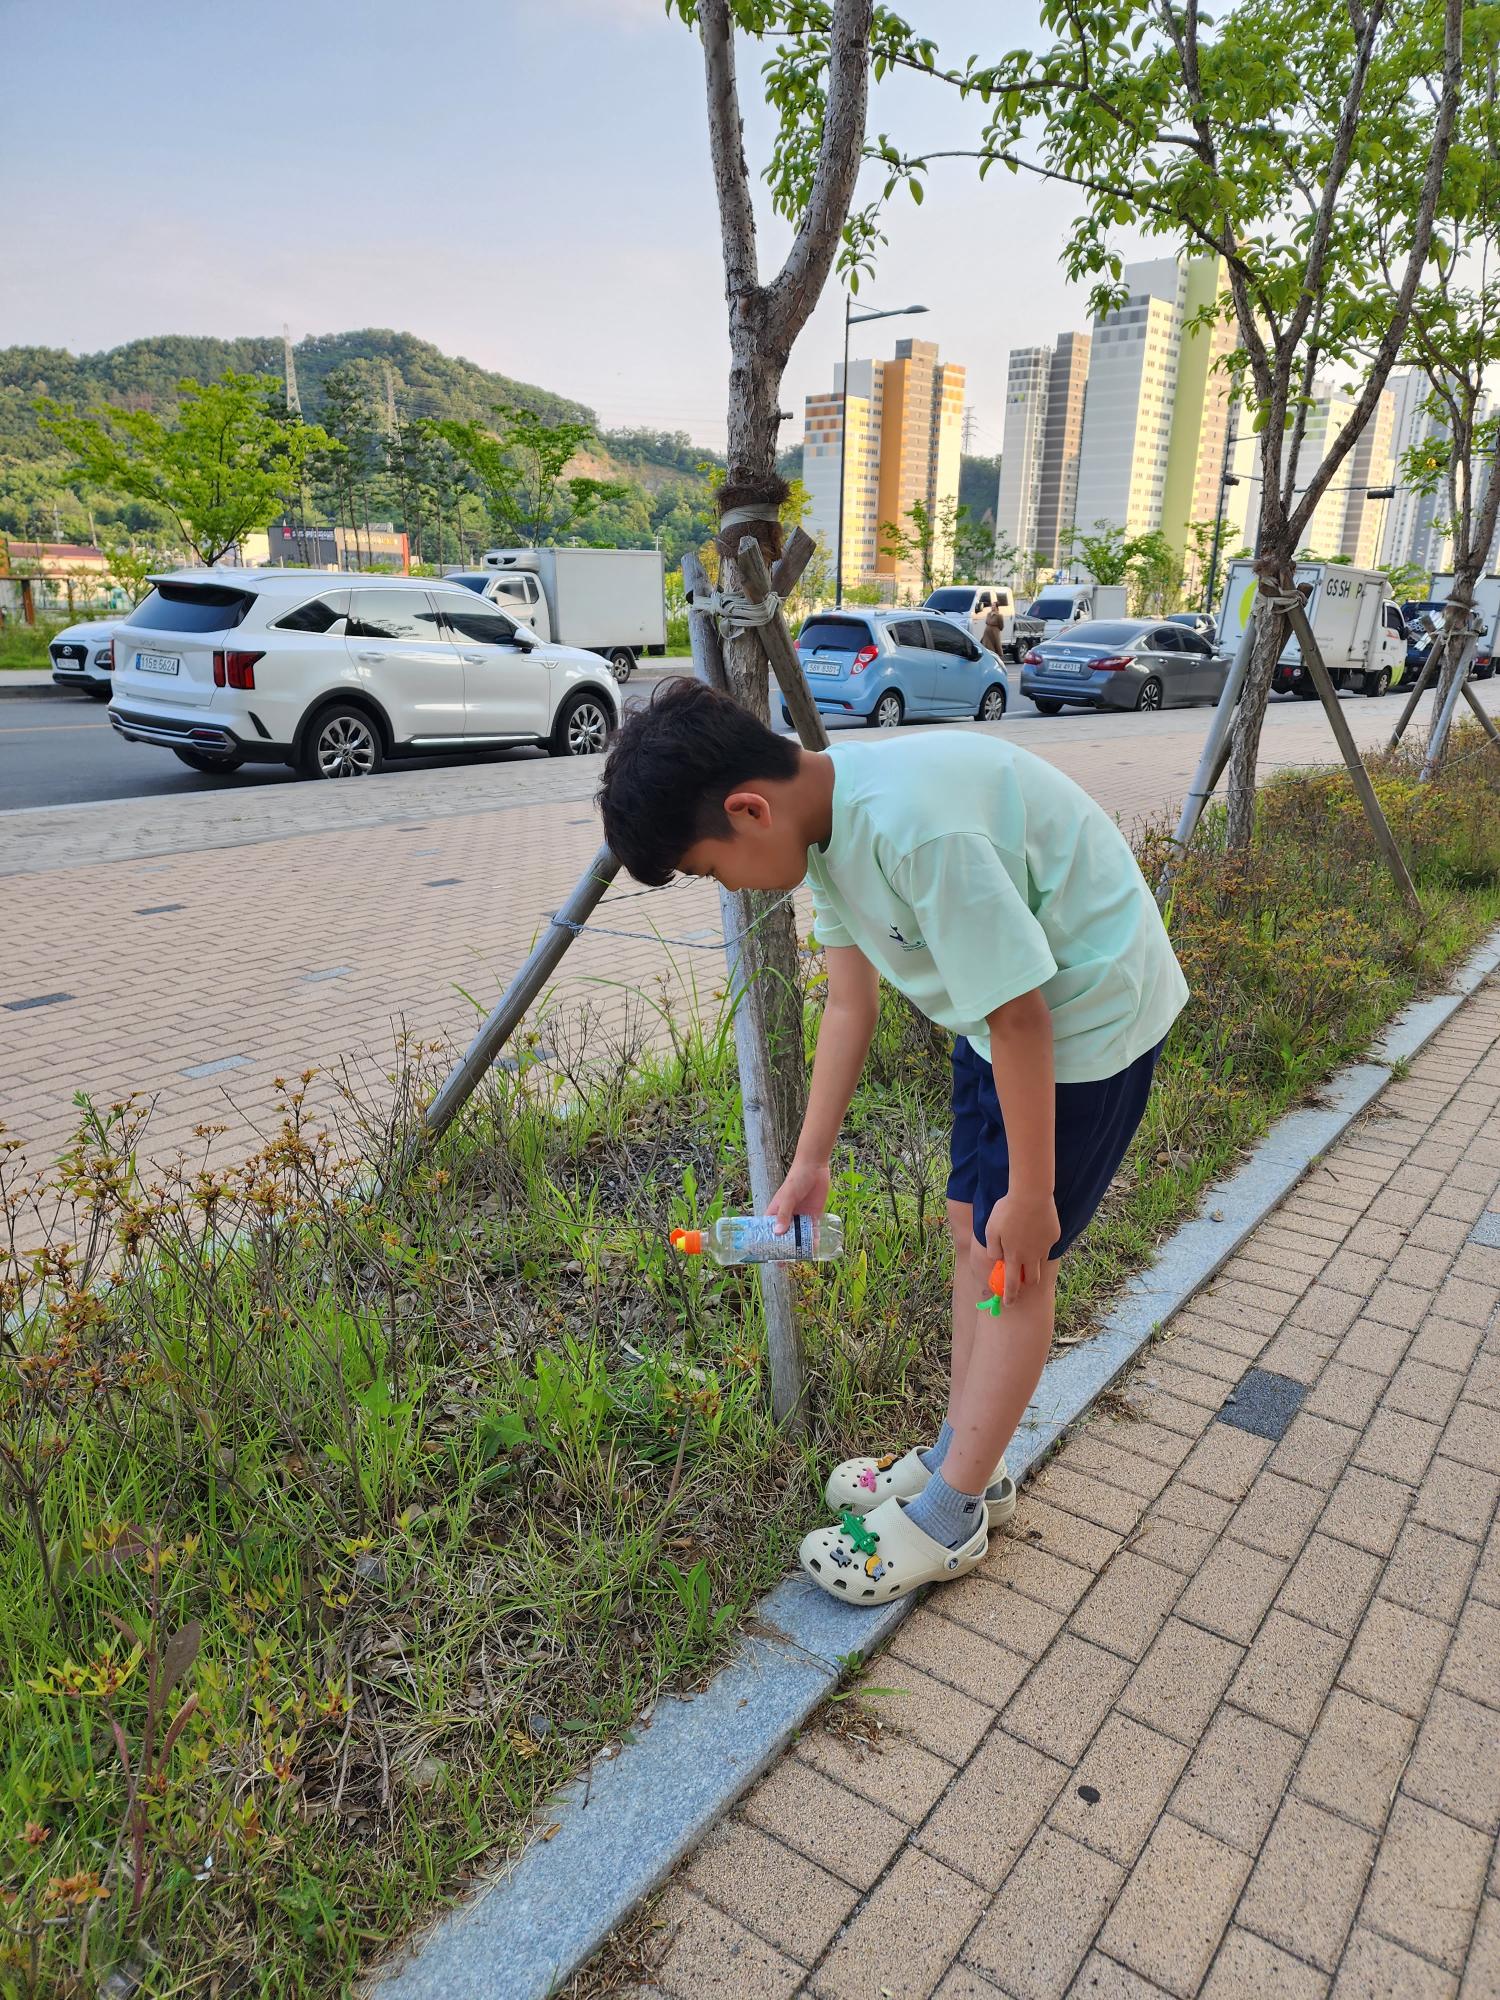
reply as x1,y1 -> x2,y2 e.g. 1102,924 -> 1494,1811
4,722 -> 1500,1996
0,619 -> 70,671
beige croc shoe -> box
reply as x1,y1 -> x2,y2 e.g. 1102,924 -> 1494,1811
825,1446 -> 1017,1529
799,1494 -> 989,1604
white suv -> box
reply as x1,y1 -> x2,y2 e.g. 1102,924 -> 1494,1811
108,570 -> 622,778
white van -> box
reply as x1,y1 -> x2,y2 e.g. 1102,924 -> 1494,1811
1026,582 -> 1131,639
108,570 -> 621,778
1215,560 -> 1407,697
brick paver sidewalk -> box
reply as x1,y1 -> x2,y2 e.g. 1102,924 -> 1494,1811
632,985 -> 1500,1998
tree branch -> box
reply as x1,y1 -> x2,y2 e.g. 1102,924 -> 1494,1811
768,0 -> 875,347
701,0 -> 761,312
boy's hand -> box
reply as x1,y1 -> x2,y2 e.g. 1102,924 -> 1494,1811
986,1190 -> 1059,1305
768,1159 -> 831,1233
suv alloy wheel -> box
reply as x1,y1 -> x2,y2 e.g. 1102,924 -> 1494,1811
304,706 -> 383,779
552,691 -> 613,757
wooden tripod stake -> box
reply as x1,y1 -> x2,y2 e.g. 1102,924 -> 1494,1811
1279,593 -> 1423,920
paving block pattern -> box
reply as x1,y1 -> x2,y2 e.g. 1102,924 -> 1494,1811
629,986 -> 1500,1999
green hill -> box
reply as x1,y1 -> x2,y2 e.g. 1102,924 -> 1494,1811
0,330 -> 724,564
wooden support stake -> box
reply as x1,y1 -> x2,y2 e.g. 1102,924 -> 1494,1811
734,535 -> 832,752
1421,636 -> 1480,780
1387,634 -> 1443,751
1282,596 -> 1423,920
683,550 -> 806,1432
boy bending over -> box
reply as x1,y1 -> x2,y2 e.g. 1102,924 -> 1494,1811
597,681 -> 1186,1604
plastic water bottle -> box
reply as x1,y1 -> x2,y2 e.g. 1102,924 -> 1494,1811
670,1215 -> 843,1265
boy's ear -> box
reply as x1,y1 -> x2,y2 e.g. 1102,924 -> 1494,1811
723,787 -> 773,828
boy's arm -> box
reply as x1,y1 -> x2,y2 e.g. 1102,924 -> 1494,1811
767,944 -> 880,1229
985,987 -> 1059,1304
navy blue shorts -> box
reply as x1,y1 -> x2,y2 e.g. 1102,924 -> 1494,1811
946,1035 -> 1163,1260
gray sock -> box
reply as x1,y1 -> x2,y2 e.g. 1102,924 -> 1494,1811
903,1470 -> 987,1551
919,1419 -> 955,1475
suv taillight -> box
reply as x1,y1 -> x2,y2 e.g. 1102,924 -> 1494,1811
111,638 -> 120,672
851,644 -> 878,673
213,650 -> 262,690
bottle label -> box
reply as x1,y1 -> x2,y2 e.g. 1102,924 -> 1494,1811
721,1215 -> 817,1262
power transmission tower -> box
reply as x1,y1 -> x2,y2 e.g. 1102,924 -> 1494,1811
961,405 -> 978,453
283,325 -> 302,417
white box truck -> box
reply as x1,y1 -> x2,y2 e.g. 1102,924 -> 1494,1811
444,547 -> 666,683
1215,559 -> 1407,697
1025,581 -> 1130,640
1429,573 -> 1499,678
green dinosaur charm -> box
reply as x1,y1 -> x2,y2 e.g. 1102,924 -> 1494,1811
838,1511 -> 880,1554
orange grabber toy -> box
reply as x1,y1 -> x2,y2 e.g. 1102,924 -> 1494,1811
977,1259 -> 1007,1315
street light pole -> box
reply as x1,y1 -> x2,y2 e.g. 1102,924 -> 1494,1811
833,299 -> 928,609
1203,401 -> 1239,617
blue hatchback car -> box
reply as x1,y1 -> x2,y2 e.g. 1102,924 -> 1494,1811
783,611 -> 1009,729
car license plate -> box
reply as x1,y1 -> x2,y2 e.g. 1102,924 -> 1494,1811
136,652 -> 181,676
806,658 -> 843,676
55,659 -> 82,671
1048,661 -> 1085,675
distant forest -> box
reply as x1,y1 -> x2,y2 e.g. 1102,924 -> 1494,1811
0,329 -> 726,566
0,330 -> 1000,571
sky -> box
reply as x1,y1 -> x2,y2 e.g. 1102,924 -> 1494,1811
0,0 -> 1161,457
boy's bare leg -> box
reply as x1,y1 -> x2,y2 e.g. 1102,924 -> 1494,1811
941,1235 -> 1058,1498
945,1199 -> 987,1420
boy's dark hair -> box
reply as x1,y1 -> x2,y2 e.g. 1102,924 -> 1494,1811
596,676 -> 800,885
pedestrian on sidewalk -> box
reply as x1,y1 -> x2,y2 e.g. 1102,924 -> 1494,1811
596,679 -> 1187,1602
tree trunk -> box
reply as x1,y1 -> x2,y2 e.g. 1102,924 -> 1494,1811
1225,569 -> 1292,852
697,0 -> 875,1166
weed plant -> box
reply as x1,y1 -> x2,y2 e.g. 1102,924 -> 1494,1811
0,618 -> 71,671
3,725 -> 1500,1995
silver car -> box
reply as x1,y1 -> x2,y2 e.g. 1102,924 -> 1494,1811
1020,619 -> 1228,714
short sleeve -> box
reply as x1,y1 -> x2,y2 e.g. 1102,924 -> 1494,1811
897,834 -> 1057,1021
808,878 -> 855,949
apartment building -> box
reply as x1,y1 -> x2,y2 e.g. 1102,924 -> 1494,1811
1161,255 -> 1238,579
1036,333 -> 1092,569
994,346 -> 1052,562
803,337 -> 965,596
1074,256 -> 1187,539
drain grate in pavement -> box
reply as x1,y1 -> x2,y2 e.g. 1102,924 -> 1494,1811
180,1055 -> 252,1079
136,903 -> 185,915
1468,1211 -> 1500,1249
4,992 -> 73,1012
1215,1368 -> 1306,1443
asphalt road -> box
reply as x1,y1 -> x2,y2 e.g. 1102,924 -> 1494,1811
0,665 -> 1477,813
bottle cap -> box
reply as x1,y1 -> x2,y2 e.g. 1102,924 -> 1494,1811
670,1229 -> 703,1255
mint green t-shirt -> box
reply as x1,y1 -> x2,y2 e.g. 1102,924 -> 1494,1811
804,735 -> 1187,1082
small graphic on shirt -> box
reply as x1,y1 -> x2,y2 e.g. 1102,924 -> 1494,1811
888,923 -> 927,953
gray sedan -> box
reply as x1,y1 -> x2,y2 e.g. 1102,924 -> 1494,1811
1020,619 -> 1228,714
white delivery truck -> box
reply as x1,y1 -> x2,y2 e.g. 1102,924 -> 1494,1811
1430,573 -> 1499,678
1025,581 -> 1130,640
444,547 -> 666,683
1215,559 -> 1408,698
921,583 -> 1040,661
